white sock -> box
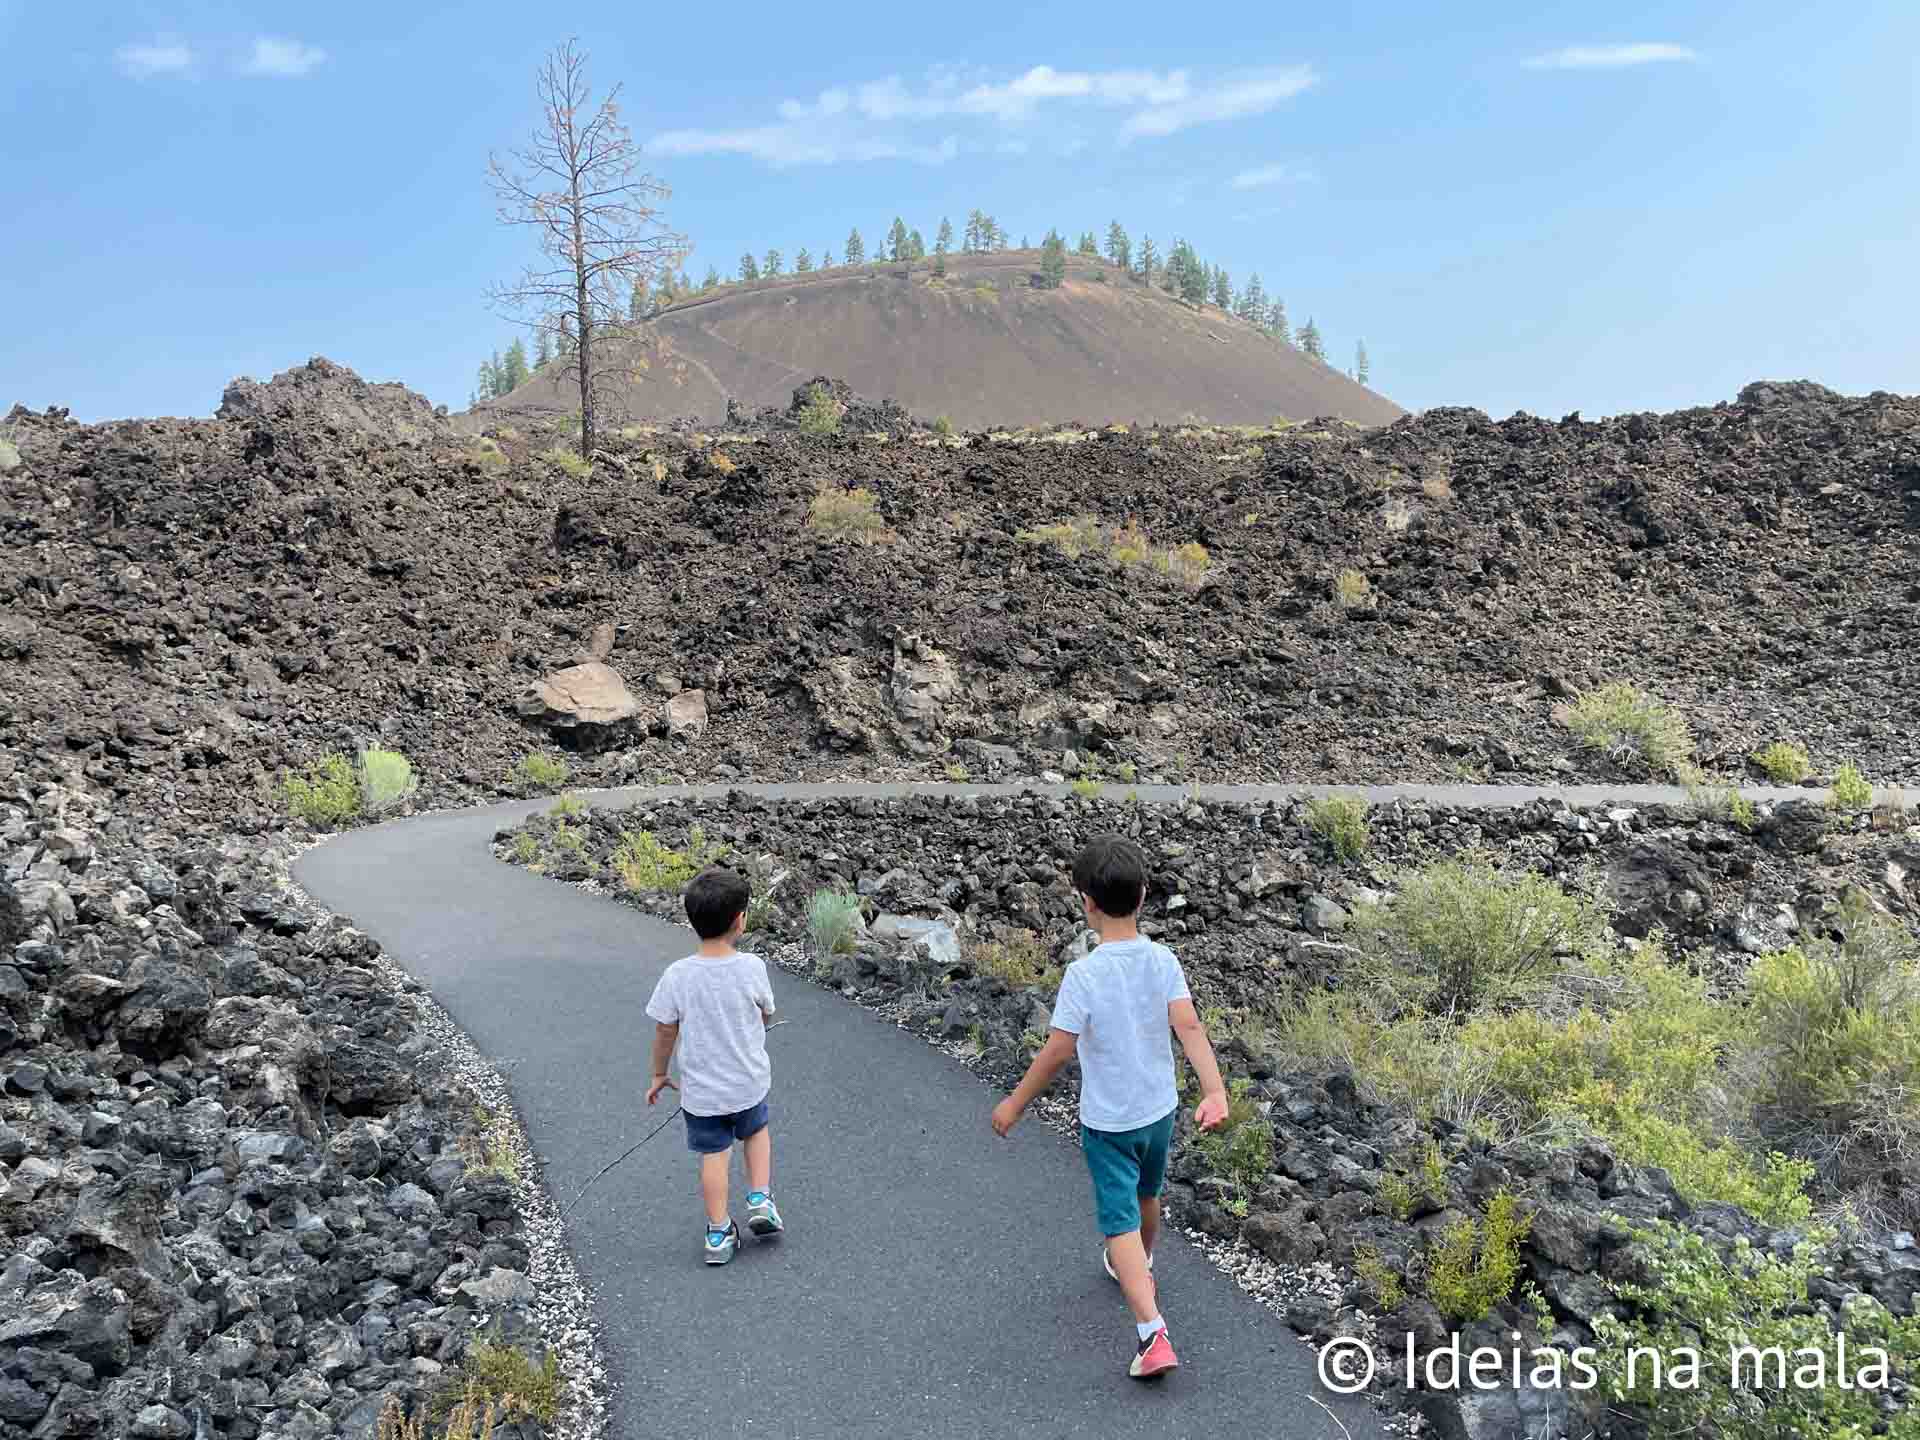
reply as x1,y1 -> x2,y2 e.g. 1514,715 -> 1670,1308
1136,1316 -> 1165,1342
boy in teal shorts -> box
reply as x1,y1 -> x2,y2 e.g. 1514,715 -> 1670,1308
991,834 -> 1230,1379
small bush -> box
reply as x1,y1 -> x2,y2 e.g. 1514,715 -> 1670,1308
460,1109 -> 519,1182
1069,776 -> 1103,800
1160,541 -> 1211,587
1353,1245 -> 1404,1310
1334,568 -> 1372,609
944,762 -> 970,782
1018,515 -> 1104,558
549,793 -> 586,820
1108,521 -> 1152,568
1563,681 -> 1693,778
473,437 -> 508,471
1829,762 -> 1874,813
1381,497 -> 1415,533
357,746 -> 418,816
1752,740 -> 1811,784
1591,1223 -> 1920,1440
796,385 -> 843,437
545,446 -> 591,479
512,752 -> 570,794
613,827 -> 728,893
283,755 -> 361,828
1184,1077 -> 1273,1211
974,930 -> 1052,988
807,486 -> 887,542
1305,794 -> 1370,860
511,832 -> 540,867
806,887 -> 863,958
707,449 -> 737,475
432,1337 -> 562,1429
933,415 -> 954,437
1425,1189 -> 1532,1322
1421,472 -> 1453,502
1353,855 -> 1610,1016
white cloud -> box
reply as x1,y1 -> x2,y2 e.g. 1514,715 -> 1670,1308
242,36 -> 327,77
1522,43 -> 1696,70
115,40 -> 193,78
1121,66 -> 1317,139
648,62 -> 1314,167
1230,162 -> 1318,190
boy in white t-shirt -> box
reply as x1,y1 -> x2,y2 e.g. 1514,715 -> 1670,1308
646,867 -> 783,1265
991,834 -> 1230,1378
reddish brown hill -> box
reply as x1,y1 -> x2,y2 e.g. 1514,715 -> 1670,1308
479,251 -> 1403,429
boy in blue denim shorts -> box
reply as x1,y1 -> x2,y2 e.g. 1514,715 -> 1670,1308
992,834 -> 1230,1378
646,868 -> 784,1264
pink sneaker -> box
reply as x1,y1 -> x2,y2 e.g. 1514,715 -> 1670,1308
1129,1328 -> 1179,1379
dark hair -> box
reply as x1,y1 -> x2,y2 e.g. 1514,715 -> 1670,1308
685,867 -> 751,940
1072,834 -> 1147,918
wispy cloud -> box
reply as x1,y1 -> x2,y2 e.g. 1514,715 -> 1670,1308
115,39 -> 194,78
1522,43 -> 1696,70
242,36 -> 327,77
649,62 -> 1316,168
1121,66 -> 1317,139
1230,162 -> 1318,190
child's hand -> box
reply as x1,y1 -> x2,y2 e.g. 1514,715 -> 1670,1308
1194,1090 -> 1230,1131
646,1074 -> 677,1106
990,1097 -> 1023,1137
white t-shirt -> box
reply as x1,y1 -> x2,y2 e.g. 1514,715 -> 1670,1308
1049,937 -> 1191,1132
644,952 -> 776,1116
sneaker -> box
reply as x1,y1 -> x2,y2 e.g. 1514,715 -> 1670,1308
704,1219 -> 739,1265
1129,1328 -> 1179,1380
746,1190 -> 784,1238
1102,1245 -> 1155,1282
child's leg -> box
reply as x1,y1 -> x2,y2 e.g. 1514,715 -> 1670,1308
699,1149 -> 731,1226
1139,1195 -> 1161,1262
742,1125 -> 772,1194
1105,1231 -> 1158,1324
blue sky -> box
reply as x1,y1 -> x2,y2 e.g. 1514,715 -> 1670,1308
3,0 -> 1915,423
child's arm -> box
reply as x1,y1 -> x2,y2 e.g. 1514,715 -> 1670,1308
1169,999 -> 1230,1129
647,1022 -> 679,1105
991,1029 -> 1079,1136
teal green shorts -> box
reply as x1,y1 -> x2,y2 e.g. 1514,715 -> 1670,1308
1081,1110 -> 1176,1237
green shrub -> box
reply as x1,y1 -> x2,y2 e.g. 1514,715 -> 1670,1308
431,1336 -> 562,1428
1591,1222 -> 1920,1440
1753,740 -> 1812,784
806,887 -> 863,957
1829,762 -> 1874,813
1426,1189 -> 1532,1322
1563,681 -> 1694,778
1352,855 -> 1610,1015
944,762 -> 970,782
796,385 -> 843,436
1108,521 -> 1152,568
356,746 -> 417,816
1273,990 -> 1468,1126
807,486 -> 886,542
511,832 -> 540,867
549,793 -> 586,820
512,752 -> 570,793
973,930 -> 1052,988
1184,1077 -> 1273,1213
545,445 -> 591,479
282,755 -> 361,828
1333,568 -> 1371,609
1017,515 -> 1104,558
613,826 -> 728,893
1158,541 -> 1212,588
933,415 -> 954,437
1305,794 -> 1370,861
473,437 -> 508,471
1353,1245 -> 1404,1310
1069,776 -> 1103,800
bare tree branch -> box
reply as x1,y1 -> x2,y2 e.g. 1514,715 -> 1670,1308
487,37 -> 685,456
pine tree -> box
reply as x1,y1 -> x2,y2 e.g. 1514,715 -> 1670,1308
1039,229 -> 1068,289
886,217 -> 910,262
503,339 -> 531,391
1237,273 -> 1267,324
655,272 -> 677,306
1212,267 -> 1232,309
845,228 -> 865,265
1105,221 -> 1131,273
1355,340 -> 1370,386
795,248 -> 813,273
629,280 -> 647,322
1268,299 -> 1292,345
1299,317 -> 1324,360
1136,234 -> 1158,286
739,252 -> 760,281
476,357 -> 498,403
962,211 -> 982,252
534,330 -> 552,367
908,228 -> 926,260
935,217 -> 953,255
702,266 -> 720,290
763,249 -> 783,276
1077,231 -> 1097,256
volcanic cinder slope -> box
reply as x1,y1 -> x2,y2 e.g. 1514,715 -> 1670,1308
477,250 -> 1403,430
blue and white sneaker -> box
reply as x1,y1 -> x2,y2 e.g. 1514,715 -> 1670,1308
746,1190 -> 784,1238
704,1219 -> 739,1265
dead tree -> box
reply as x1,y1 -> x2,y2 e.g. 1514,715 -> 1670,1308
488,38 -> 682,458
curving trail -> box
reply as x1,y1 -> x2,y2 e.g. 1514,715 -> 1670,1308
293,780 -> 1816,1440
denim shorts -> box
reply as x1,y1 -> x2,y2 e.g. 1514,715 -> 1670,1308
1081,1109 -> 1176,1236
683,1099 -> 770,1154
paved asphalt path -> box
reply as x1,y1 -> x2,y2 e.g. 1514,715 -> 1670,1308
294,779 -> 1817,1440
